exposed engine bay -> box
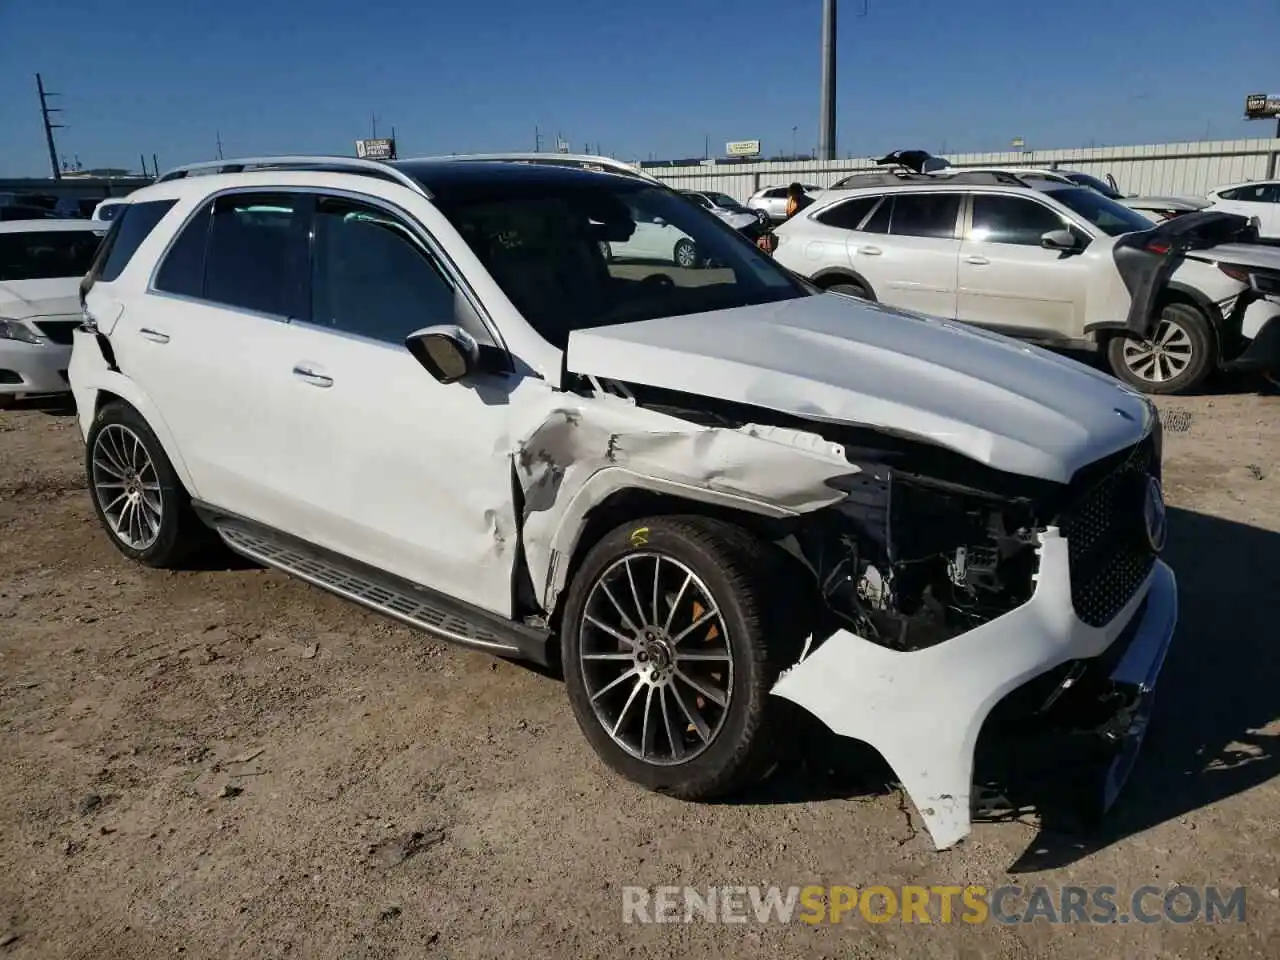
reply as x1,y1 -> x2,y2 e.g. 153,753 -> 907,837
604,379 -> 1151,653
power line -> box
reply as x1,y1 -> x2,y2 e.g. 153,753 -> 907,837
36,73 -> 64,180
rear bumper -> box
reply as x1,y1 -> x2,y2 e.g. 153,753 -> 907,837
0,339 -> 72,395
771,528 -> 1177,851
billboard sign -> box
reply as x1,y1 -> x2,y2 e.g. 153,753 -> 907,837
355,138 -> 397,160
725,139 -> 762,157
1244,94 -> 1280,119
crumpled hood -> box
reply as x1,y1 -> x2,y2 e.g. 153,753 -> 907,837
566,294 -> 1152,483
0,280 -> 82,321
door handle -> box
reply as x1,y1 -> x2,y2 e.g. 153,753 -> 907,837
138,327 -> 170,343
859,245 -> 882,256
965,255 -> 990,265
292,364 -> 333,388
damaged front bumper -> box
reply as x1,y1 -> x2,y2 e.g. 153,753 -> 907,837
771,526 -> 1177,851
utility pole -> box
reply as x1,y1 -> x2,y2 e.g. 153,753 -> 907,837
153,153 -> 160,179
36,73 -> 64,180
535,126 -> 543,152
371,113 -> 379,138
818,0 -> 837,161
140,153 -> 148,177
216,130 -> 224,160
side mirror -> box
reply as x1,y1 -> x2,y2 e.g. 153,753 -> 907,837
652,216 -> 667,226
405,324 -> 480,384
1040,228 -> 1078,251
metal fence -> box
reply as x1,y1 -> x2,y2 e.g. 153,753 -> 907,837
644,139 -> 1280,201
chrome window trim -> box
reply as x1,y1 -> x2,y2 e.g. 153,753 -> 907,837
143,184 -> 512,357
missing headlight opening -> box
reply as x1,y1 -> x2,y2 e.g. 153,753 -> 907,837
787,428 -> 1162,654
793,454 -> 1043,652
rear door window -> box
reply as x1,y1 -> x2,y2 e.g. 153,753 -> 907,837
888,193 -> 962,239
861,196 -> 893,234
159,193 -> 309,317
814,196 -> 880,231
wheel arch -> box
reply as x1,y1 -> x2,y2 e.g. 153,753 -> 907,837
809,267 -> 878,300
85,375 -> 199,496
535,469 -> 806,632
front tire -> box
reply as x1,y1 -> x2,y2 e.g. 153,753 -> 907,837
85,401 -> 204,567
561,516 -> 803,800
1105,302 -> 1215,395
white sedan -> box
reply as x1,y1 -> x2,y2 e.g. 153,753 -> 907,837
0,219 -> 107,406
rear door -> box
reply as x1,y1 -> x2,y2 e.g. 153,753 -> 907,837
791,193 -> 878,277
852,192 -> 962,318
109,191 -> 312,521
957,192 -> 1089,339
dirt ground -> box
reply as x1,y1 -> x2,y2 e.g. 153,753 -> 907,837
1,383 -> 1278,959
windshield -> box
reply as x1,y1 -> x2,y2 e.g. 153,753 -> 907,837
1065,172 -> 1123,200
707,192 -> 746,211
433,180 -> 808,349
1048,187 -> 1154,237
0,230 -> 103,281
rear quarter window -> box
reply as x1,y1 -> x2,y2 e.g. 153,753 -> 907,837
81,199 -> 176,303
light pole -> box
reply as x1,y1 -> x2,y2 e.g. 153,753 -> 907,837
818,0 -> 837,161
792,126 -> 798,158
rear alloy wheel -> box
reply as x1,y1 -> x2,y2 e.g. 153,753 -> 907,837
561,516 -> 802,799
1105,303 -> 1215,395
673,238 -> 701,269
752,208 -> 770,227
86,401 -> 207,567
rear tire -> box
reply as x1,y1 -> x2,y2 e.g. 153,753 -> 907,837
85,401 -> 207,568
560,515 -> 805,800
1105,302 -> 1215,395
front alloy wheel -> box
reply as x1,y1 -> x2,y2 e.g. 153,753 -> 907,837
561,516 -> 805,800
578,553 -> 733,765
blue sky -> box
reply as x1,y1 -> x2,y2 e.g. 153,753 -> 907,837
1,0 -> 1276,176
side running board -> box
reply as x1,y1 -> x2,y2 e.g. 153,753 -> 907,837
198,507 -> 551,665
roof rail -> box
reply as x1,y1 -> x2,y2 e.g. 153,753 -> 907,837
420,152 -> 664,185
155,155 -> 430,197
828,169 -> 1045,190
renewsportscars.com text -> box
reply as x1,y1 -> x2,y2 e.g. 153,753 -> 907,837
621,884 -> 1248,925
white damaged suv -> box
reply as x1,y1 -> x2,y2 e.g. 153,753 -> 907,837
70,155 -> 1177,851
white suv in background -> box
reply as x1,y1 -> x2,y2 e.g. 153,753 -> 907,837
0,219 -> 107,406
746,184 -> 824,223
1205,181 -> 1280,239
771,172 -> 1280,394
69,155 -> 1178,853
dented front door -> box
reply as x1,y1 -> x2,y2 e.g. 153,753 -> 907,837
257,321 -> 535,618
